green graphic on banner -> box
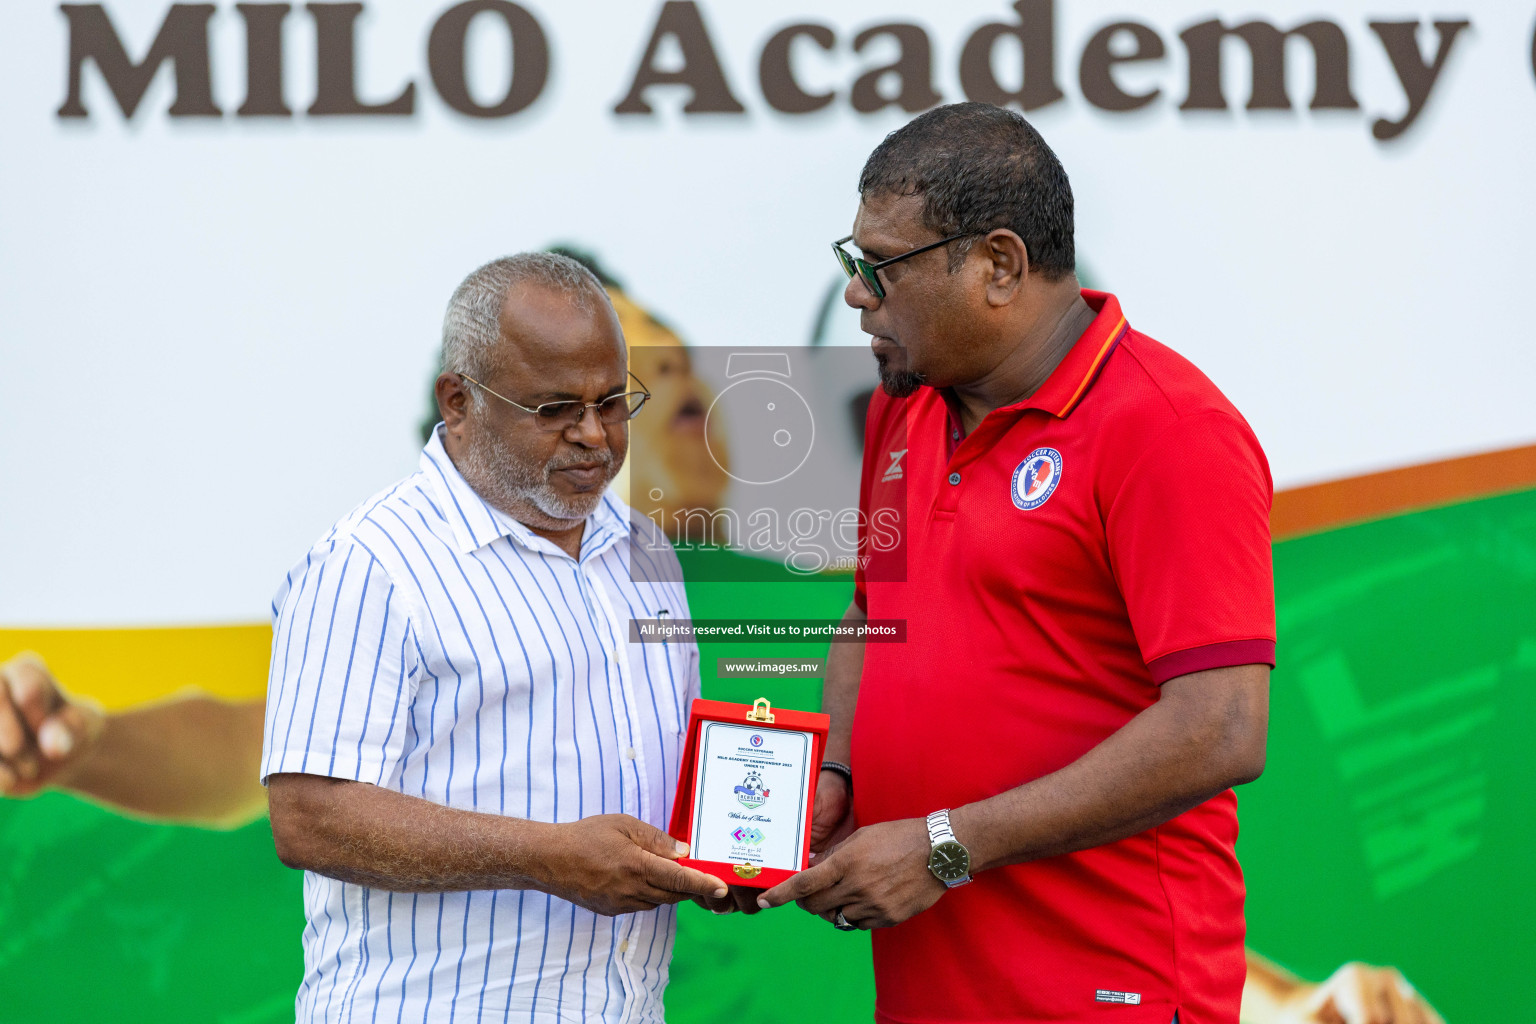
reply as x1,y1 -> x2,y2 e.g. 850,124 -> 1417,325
0,493 -> 1531,1021
0,797 -> 301,1022
1240,487 -> 1536,1019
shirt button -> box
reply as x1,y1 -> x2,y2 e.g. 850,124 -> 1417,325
951,430 -> 960,441
948,472 -> 961,486
619,939 -> 630,954
624,746 -> 638,760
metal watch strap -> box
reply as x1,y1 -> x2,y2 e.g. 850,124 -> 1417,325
926,808 -> 958,846
820,760 -> 853,789
926,809 -> 972,888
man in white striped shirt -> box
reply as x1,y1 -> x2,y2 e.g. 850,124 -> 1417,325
261,252 -> 727,1023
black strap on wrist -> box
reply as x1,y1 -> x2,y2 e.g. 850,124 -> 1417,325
820,759 -> 853,791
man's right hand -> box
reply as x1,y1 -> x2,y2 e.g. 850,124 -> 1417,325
543,813 -> 728,917
810,769 -> 854,856
695,771 -> 858,918
0,654 -> 104,797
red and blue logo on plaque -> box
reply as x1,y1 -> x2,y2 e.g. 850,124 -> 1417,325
1012,447 -> 1064,510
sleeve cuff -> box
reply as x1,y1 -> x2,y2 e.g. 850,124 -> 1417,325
260,749 -> 392,788
1146,639 -> 1276,685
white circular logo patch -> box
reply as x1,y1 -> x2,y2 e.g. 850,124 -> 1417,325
1011,447 -> 1063,511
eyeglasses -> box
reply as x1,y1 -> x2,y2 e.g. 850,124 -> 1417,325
459,371 -> 651,432
832,233 -> 974,300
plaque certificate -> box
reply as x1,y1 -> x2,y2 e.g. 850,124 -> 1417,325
690,721 -> 813,872
669,698 -> 831,888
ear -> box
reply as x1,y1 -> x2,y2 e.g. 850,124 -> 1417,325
981,229 -> 1030,307
436,372 -> 472,437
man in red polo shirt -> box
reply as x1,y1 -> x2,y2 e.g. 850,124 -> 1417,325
757,103 -> 1275,1023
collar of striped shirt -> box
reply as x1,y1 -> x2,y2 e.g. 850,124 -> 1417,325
418,424 -> 629,561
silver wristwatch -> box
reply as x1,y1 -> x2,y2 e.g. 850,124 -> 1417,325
925,809 -> 973,888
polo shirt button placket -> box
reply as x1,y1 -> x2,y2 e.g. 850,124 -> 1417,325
948,472 -> 961,486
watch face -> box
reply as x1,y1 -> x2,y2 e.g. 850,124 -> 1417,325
927,840 -> 970,882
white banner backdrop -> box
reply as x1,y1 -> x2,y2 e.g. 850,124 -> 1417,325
2,0 -> 1533,624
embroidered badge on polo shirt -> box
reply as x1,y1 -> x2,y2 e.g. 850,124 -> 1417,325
1011,447 -> 1063,511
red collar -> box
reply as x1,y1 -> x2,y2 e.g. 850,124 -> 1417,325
1011,289 -> 1129,419
940,290 -> 1129,448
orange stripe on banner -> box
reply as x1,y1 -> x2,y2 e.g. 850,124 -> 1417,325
1271,442 -> 1536,541
1057,317 -> 1126,417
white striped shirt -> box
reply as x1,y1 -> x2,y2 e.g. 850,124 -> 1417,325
261,427 -> 698,1024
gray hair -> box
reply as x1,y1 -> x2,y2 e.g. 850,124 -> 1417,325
440,252 -> 608,403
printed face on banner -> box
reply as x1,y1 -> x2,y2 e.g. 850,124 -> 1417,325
690,722 -> 813,871
625,343 -> 908,584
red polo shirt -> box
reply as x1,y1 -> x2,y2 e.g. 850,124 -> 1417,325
852,290 -> 1275,1024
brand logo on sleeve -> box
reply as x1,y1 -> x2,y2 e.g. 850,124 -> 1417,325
882,449 -> 908,482
1011,448 -> 1063,510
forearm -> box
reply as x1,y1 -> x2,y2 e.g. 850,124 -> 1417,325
952,665 -> 1268,873
819,599 -> 866,762
268,773 -> 556,892
63,696 -> 268,828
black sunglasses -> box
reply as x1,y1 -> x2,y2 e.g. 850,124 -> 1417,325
831,233 -> 974,300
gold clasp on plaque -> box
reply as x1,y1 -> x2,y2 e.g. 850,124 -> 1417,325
745,698 -> 775,724
733,863 -> 762,880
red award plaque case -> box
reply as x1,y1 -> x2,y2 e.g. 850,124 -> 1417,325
667,698 -> 830,889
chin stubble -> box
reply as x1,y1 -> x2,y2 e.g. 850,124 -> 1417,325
875,352 -> 925,398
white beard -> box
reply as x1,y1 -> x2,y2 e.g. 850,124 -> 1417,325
458,425 -> 619,523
